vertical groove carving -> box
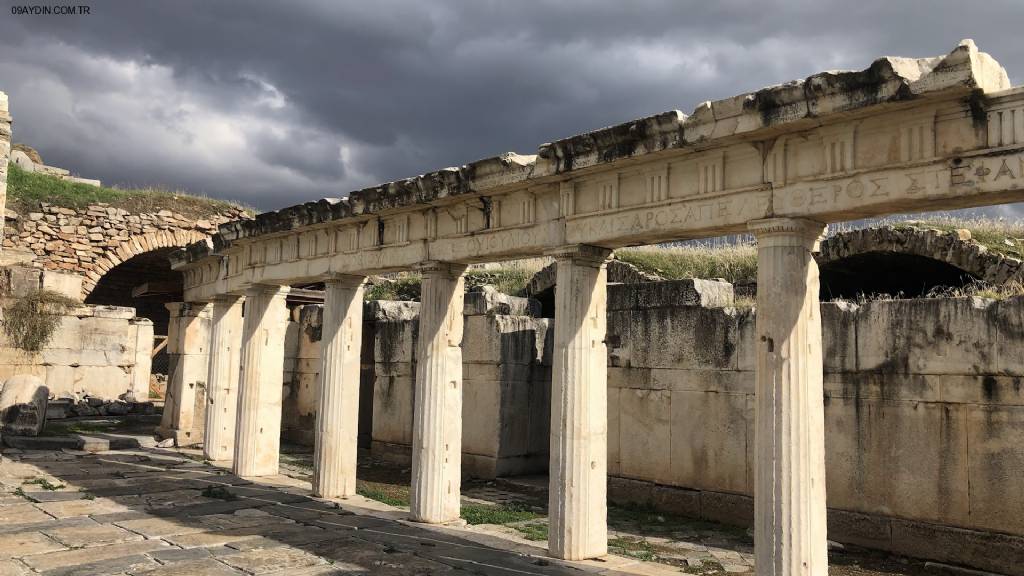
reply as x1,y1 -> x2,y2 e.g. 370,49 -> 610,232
233,285 -> 289,478
749,218 -> 828,576
204,295 -> 244,462
547,245 -> 611,561
313,275 -> 366,498
410,262 -> 466,523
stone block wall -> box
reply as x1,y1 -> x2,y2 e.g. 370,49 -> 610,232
0,304 -> 153,401
605,291 -> 1024,575
280,291 -> 552,479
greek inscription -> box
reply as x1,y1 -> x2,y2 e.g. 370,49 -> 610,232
995,158 -> 1016,181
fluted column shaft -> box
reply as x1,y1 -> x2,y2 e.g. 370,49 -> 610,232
313,275 -> 366,498
410,262 -> 467,523
749,218 -> 828,576
234,285 -> 290,478
547,245 -> 611,561
203,295 -> 244,462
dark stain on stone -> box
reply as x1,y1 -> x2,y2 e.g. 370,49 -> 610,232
982,375 -> 999,401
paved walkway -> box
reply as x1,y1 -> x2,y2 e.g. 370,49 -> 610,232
0,446 -> 679,576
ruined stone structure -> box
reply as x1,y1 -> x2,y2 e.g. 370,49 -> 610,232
270,280 -> 1024,574
166,41 -> 1024,574
0,266 -> 152,400
10,146 -> 102,187
3,204 -> 246,299
818,225 -> 1023,298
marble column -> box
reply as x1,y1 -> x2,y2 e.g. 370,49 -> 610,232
233,285 -> 290,478
546,244 -> 611,561
156,302 -> 211,447
748,218 -> 828,576
313,274 -> 366,498
410,261 -> 467,524
203,295 -> 244,462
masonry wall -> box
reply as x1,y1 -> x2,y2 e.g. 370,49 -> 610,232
2,204 -> 245,297
0,305 -> 152,401
0,264 -> 152,400
605,288 -> 1024,575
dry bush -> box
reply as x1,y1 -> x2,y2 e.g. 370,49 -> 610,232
616,244 -> 758,285
1,289 -> 77,352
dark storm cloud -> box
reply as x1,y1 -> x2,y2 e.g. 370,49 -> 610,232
2,0 -> 1024,212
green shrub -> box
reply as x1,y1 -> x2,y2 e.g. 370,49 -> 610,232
1,289 -> 77,352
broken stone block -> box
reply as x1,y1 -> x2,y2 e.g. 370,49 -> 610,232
0,374 -> 49,436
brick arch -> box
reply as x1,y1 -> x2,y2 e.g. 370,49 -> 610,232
82,230 -> 211,298
816,226 -> 1023,286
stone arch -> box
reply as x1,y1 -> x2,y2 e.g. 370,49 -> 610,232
82,229 -> 210,298
816,226 -> 1023,299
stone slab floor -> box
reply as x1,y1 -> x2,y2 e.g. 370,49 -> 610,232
0,441 -> 979,576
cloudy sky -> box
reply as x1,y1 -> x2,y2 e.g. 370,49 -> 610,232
1,0 -> 1023,214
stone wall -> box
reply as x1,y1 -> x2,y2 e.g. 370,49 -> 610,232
604,287 -> 1024,575
0,304 -> 152,401
0,264 -> 152,401
280,289 -> 552,479
3,204 -> 246,297
0,91 -> 9,246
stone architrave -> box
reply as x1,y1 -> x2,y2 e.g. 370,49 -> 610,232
313,274 -> 366,498
546,244 -> 612,561
233,285 -> 289,478
410,262 -> 467,524
749,218 -> 829,576
156,302 -> 212,447
203,295 -> 244,462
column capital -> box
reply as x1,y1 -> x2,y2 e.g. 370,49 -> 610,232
211,293 -> 245,304
243,283 -> 290,298
164,301 -> 211,318
543,244 -> 612,267
414,261 -> 468,277
322,273 -> 367,288
748,218 -> 825,249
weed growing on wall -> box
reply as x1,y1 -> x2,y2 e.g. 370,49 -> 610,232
1,289 -> 77,352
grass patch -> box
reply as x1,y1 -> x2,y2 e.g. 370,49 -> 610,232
200,485 -> 237,501
608,536 -> 657,561
511,520 -> 549,541
365,274 -> 422,301
43,419 -> 127,437
23,477 -> 65,491
356,481 -> 410,507
465,266 -> 539,296
616,245 -> 758,285
460,502 -> 540,525
6,162 -> 251,218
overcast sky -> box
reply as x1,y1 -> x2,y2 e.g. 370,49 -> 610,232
1,0 -> 1023,215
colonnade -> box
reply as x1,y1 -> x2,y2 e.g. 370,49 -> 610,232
164,217 -> 828,574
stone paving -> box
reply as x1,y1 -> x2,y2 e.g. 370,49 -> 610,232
0,442 -> 969,576
0,446 -> 671,576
